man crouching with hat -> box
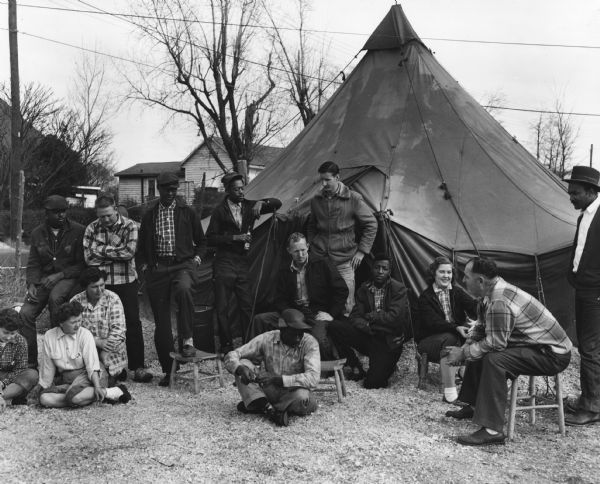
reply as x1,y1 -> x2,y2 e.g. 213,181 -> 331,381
224,308 -> 320,426
564,165 -> 600,426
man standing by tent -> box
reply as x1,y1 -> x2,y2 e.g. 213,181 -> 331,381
307,162 -> 377,315
563,166 -> 600,426
206,172 -> 282,353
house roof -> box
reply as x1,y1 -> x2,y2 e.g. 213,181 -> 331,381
180,136 -> 283,168
115,161 -> 183,177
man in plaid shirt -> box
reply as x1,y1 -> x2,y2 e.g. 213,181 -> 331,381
71,268 -> 128,386
0,308 -> 39,410
84,193 -> 151,383
445,257 -> 572,446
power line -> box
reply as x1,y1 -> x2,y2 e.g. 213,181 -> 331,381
484,105 -> 600,118
5,1 -> 600,50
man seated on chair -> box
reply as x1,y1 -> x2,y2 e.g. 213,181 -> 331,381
444,257 -> 572,446
250,232 -> 348,359
71,268 -> 128,387
34,301 -> 131,408
328,253 -> 409,388
0,308 -> 39,410
224,309 -> 320,427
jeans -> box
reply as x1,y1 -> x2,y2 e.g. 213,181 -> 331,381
106,281 -> 145,370
575,288 -> 600,412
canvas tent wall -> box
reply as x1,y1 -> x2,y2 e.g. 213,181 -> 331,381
203,5 -> 577,337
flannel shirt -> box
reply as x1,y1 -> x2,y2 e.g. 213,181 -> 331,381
71,289 -> 128,376
463,278 -> 573,360
84,214 -> 138,285
155,199 -> 176,257
433,283 -> 454,323
367,282 -> 386,312
0,333 -> 29,388
224,331 -> 321,390
290,258 -> 309,306
39,326 -> 100,388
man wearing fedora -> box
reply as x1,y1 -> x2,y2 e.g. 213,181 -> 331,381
206,172 -> 281,353
563,165 -> 600,426
224,308 -> 320,427
136,171 -> 206,386
19,195 -> 85,367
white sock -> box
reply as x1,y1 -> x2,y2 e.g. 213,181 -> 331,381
105,387 -> 124,400
485,428 -> 499,435
183,338 -> 194,346
444,387 -> 458,402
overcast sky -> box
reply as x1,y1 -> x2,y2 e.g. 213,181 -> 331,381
1,0 -> 599,172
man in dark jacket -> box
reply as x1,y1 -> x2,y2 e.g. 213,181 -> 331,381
328,253 -> 409,388
206,172 -> 281,353
136,172 -> 206,386
563,166 -> 600,426
250,232 -> 348,359
19,195 -> 85,367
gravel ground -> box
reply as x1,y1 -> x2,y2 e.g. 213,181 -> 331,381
1,315 -> 598,484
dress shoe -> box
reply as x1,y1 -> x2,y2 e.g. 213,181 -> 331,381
133,368 -> 153,383
118,369 -> 128,381
445,405 -> 474,419
182,345 -> 199,358
264,403 -> 289,427
457,427 -> 506,446
565,410 -> 600,427
117,384 -> 132,404
158,374 -> 171,387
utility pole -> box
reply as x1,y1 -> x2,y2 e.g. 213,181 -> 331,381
591,144 -> 594,168
9,0 -> 23,241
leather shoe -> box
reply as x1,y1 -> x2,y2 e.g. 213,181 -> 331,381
158,374 -> 170,387
264,403 -> 289,427
457,427 -> 506,446
565,410 -> 600,427
445,405 -> 474,419
182,345 -> 199,358
133,368 -> 153,383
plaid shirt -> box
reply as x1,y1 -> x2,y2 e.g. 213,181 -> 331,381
155,199 -> 176,257
367,282 -> 386,312
464,278 -> 573,360
433,283 -> 454,323
224,331 -> 321,390
0,333 -> 29,388
71,289 -> 128,376
84,214 -> 138,285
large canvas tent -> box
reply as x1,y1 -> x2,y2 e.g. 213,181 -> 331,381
204,5 -> 577,335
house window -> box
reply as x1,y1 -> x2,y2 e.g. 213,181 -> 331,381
148,178 -> 156,199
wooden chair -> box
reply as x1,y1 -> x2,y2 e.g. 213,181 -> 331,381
316,359 -> 347,402
507,373 -> 565,440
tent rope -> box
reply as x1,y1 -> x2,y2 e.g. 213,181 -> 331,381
401,52 -> 480,255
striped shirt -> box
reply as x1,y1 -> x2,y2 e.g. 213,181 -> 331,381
155,199 -> 176,256
84,214 -> 138,285
71,289 -> 128,376
224,331 -> 321,390
464,278 -> 572,360
39,326 -> 100,389
0,333 -> 29,388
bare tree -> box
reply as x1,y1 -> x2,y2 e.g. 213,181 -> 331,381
530,98 -> 579,178
126,0 -> 279,174
264,0 -> 339,126
481,89 -> 507,125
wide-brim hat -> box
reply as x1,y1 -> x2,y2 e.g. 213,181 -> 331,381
278,308 -> 311,330
563,166 -> 600,189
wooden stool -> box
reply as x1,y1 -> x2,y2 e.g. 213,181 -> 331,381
169,351 -> 225,394
316,359 -> 347,403
507,373 -> 565,440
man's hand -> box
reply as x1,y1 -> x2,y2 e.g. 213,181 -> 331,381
233,233 -> 252,242
315,311 -> 333,321
235,365 -> 255,385
456,326 -> 469,339
94,386 -> 105,402
40,272 -> 63,290
252,201 -> 264,217
256,373 -> 283,387
0,396 -> 6,412
351,250 -> 365,270
27,284 -> 39,302
193,255 -> 202,268
444,346 -> 466,366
